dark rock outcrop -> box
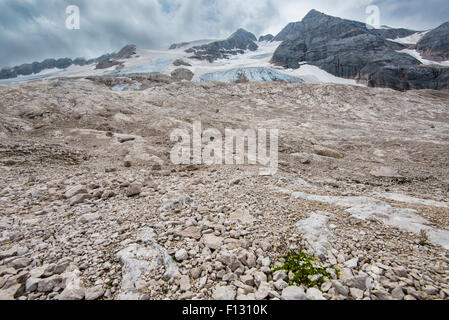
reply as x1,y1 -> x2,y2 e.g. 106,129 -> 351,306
186,28 -> 258,62
95,59 -> 122,70
417,22 -> 449,61
374,28 -> 418,40
173,59 -> 192,67
95,45 -> 136,70
368,65 -> 449,91
169,42 -> 190,50
259,34 -> 274,42
270,10 -> 449,91
1,53 -> 115,80
114,45 -> 137,60
272,10 -> 420,78
171,68 -> 194,81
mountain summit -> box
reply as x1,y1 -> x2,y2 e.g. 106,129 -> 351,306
185,28 -> 258,62
271,9 -> 449,91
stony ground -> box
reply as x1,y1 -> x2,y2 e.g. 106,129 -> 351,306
0,78 -> 448,300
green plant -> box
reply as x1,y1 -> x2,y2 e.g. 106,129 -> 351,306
419,230 -> 429,246
273,251 -> 337,288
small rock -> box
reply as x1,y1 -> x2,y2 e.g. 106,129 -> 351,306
255,282 -> 271,300
281,286 -> 306,300
273,270 -> 287,282
85,286 -> 105,300
69,193 -> 91,206
212,286 -> 236,300
349,288 -> 364,300
274,280 -> 288,291
391,286 -> 405,300
202,234 -> 223,250
64,185 -> 88,199
175,249 -> 188,262
344,258 -> 359,269
126,183 -> 142,197
306,287 -> 325,300
331,280 -> 349,297
179,275 -> 191,292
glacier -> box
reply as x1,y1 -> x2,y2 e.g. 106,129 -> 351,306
200,67 -> 304,83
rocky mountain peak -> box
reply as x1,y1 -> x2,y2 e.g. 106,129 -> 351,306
228,28 -> 257,42
185,28 -> 258,62
417,21 -> 449,61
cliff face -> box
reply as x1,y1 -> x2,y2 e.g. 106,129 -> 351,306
271,10 -> 449,91
417,22 -> 449,61
186,29 -> 258,62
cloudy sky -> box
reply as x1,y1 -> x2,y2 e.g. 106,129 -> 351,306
1,0 -> 448,68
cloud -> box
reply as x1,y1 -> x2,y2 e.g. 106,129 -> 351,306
0,0 -> 448,68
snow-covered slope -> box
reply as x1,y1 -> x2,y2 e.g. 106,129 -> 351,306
0,40 -> 363,86
397,49 -> 449,66
389,31 -> 430,45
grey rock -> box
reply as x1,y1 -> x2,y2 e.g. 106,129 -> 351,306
270,9 -> 449,91
64,185 -> 88,199
171,68 -> 194,81
10,257 -> 32,269
332,280 -> 349,297
255,282 -> 271,300
281,286 -> 306,300
391,286 -> 405,300
274,280 -> 289,291
126,183 -> 142,197
273,270 -> 287,282
85,286 -> 105,300
175,249 -> 189,261
344,275 -> 369,291
179,275 -> 191,292
187,28 -> 258,62
259,34 -> 274,42
78,213 -> 100,224
417,22 -> 449,61
306,287 -> 326,300
350,287 -> 364,300
173,59 -> 192,67
69,193 -> 91,206
371,290 -> 393,300
212,286 -> 236,300
202,234 -> 223,250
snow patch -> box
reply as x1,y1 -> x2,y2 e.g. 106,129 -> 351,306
389,31 -> 429,45
397,49 -> 449,66
296,212 -> 331,259
291,192 -> 449,250
375,193 -> 448,208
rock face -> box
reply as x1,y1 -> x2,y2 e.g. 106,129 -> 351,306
0,55 -> 115,80
272,10 -> 420,77
186,28 -> 258,62
171,68 -> 194,81
271,9 -> 449,91
95,44 -> 137,70
114,45 -> 137,60
368,65 -> 449,91
374,27 -> 417,40
173,59 -> 192,67
259,34 -> 274,42
417,22 -> 449,61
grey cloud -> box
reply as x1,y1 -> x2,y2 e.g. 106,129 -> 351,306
0,0 -> 448,68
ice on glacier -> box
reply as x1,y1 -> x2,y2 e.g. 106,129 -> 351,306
200,67 -> 304,83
